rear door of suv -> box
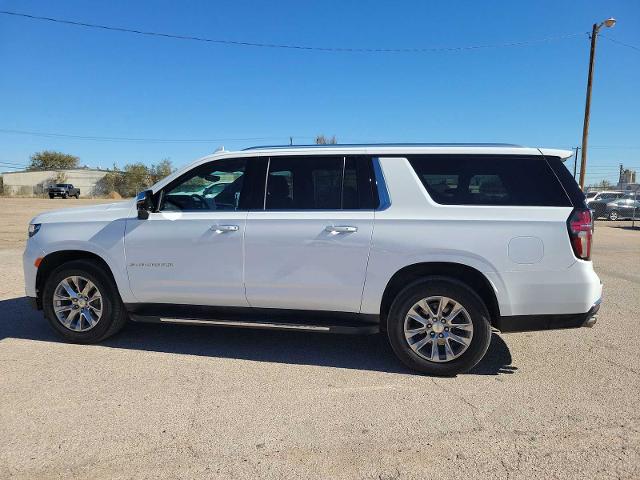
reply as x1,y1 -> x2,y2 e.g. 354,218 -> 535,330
244,155 -> 377,312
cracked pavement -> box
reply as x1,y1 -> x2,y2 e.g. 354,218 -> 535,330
0,198 -> 638,479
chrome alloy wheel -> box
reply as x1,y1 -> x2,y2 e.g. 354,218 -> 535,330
404,296 -> 474,363
53,276 -> 103,332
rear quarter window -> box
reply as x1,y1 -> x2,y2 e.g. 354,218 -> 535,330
408,155 -> 572,207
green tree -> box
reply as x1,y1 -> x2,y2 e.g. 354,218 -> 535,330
150,158 -> 174,183
95,159 -> 176,198
120,163 -> 152,197
96,169 -> 123,196
28,151 -> 79,171
315,134 -> 337,145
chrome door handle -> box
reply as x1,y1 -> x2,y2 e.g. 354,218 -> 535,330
325,225 -> 358,234
212,224 -> 239,233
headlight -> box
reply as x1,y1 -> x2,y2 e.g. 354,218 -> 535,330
28,224 -> 41,238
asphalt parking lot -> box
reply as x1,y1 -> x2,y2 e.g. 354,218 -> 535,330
1,197 -> 638,479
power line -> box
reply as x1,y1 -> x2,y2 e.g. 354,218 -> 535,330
600,35 -> 640,53
0,128 -> 308,144
0,10 -> 588,53
4,128 -> 640,150
590,145 -> 640,149
0,160 -> 28,166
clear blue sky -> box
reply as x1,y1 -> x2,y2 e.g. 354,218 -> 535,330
1,0 -> 639,185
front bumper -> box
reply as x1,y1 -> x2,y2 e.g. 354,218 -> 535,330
23,240 -> 45,299
495,298 -> 602,333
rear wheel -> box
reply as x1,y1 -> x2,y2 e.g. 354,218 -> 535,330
608,210 -> 619,221
42,260 -> 128,343
387,277 -> 492,376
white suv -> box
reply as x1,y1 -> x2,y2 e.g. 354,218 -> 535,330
23,144 -> 602,375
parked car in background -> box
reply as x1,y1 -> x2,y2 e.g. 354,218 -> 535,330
587,190 -> 625,218
48,184 -> 80,199
585,191 -> 598,200
605,194 -> 640,220
24,144 -> 602,376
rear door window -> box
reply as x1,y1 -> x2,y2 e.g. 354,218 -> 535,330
264,156 -> 377,210
408,155 -> 572,207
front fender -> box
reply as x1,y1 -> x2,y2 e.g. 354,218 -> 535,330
34,219 -> 136,303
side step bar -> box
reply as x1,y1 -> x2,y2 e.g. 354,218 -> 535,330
129,313 -> 379,335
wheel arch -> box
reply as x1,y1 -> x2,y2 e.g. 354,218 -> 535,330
379,262 -> 501,327
35,250 -> 118,307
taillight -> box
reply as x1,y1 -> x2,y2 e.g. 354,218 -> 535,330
567,209 -> 593,260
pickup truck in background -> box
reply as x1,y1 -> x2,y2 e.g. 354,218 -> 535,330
48,183 -> 80,199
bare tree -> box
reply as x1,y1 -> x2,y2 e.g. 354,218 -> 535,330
315,134 -> 337,145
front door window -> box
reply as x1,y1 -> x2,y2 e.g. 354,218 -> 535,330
160,158 -> 247,212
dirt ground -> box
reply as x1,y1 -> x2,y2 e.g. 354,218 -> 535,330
0,197 -> 638,479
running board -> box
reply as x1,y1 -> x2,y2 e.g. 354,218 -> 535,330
128,311 -> 379,335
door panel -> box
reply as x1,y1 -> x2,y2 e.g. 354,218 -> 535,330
124,156 -> 254,306
244,211 -> 374,312
125,211 -> 248,305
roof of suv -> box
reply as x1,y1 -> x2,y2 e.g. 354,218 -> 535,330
154,143 -> 574,193
233,143 -> 574,159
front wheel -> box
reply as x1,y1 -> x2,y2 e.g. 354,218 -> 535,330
42,259 -> 128,343
608,210 -> 619,221
387,277 -> 492,376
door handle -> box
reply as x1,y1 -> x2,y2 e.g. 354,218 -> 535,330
325,225 -> 358,234
212,224 -> 239,233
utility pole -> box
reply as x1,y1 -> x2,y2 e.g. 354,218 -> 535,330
619,163 -> 624,184
579,17 -> 616,191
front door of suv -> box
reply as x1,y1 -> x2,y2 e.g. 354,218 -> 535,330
244,155 -> 377,313
124,157 -> 254,306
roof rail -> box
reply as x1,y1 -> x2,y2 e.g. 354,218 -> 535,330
242,142 -> 523,151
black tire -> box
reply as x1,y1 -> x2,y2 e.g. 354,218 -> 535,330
42,259 -> 128,343
608,210 -> 619,221
387,276 -> 492,376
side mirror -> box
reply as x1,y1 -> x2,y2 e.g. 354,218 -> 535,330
136,190 -> 155,220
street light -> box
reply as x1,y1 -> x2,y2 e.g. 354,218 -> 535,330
578,17 -> 616,191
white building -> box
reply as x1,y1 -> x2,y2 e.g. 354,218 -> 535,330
0,168 -> 109,197
618,166 -> 639,193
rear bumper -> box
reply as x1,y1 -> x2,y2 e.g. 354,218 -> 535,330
495,298 -> 601,333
